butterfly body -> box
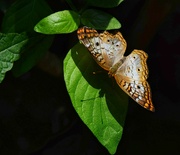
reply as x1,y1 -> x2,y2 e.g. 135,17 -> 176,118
77,27 -> 155,112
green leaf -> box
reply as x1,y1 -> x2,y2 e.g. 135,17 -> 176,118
84,0 -> 124,8
64,43 -> 128,154
1,0 -> 54,76
34,10 -> 80,34
2,0 -> 52,33
0,33 -> 28,83
12,34 -> 54,77
81,9 -> 121,30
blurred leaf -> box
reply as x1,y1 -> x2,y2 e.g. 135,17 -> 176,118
84,0 -> 124,8
0,33 -> 28,83
64,43 -> 128,154
37,52 -> 62,78
34,10 -> 80,34
81,9 -> 121,30
12,34 -> 54,77
2,0 -> 52,33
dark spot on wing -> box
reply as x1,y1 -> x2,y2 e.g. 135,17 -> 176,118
96,42 -> 99,46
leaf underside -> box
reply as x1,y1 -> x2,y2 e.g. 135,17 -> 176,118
0,33 -> 28,83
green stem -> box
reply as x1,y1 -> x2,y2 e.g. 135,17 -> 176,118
65,0 -> 77,12
79,2 -> 89,14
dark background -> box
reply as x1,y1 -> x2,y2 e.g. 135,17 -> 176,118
0,0 -> 180,154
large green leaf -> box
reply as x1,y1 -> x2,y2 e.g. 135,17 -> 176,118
64,43 -> 128,154
0,33 -> 28,83
81,9 -> 121,30
34,10 -> 80,34
84,0 -> 124,8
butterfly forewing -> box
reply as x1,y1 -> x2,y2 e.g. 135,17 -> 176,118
99,31 -> 127,66
77,27 -> 127,71
77,27 -> 155,112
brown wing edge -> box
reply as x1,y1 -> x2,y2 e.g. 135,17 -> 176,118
114,75 -> 155,112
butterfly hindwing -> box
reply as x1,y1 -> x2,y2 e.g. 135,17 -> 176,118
114,50 -> 154,111
116,50 -> 148,81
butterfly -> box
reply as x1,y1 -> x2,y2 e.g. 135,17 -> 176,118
77,27 -> 155,112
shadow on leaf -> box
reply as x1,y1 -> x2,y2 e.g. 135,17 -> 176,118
70,42 -> 128,128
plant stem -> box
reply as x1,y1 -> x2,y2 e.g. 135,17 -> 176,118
65,0 -> 77,12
